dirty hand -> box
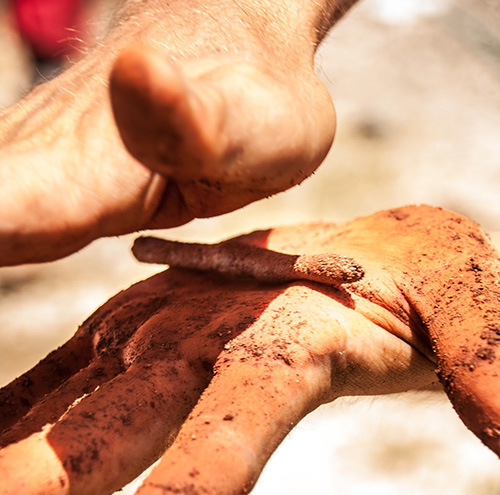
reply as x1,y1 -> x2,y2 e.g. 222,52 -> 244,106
0,0 -> 360,266
2,205 -> 499,495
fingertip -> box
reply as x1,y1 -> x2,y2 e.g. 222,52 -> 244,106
131,236 -> 151,262
440,363 -> 500,457
302,75 -> 336,167
110,45 -> 187,170
110,45 -> 184,104
110,45 -> 227,181
131,236 -> 170,264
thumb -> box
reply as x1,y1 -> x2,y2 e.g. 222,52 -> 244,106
414,244 -> 500,454
377,205 -> 500,456
109,45 -> 227,181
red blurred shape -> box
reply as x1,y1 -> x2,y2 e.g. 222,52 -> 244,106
11,0 -> 84,59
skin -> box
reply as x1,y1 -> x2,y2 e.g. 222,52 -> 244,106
1,204 -> 499,495
0,0 -> 359,266
132,236 -> 365,285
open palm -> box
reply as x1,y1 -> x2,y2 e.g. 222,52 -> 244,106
1,205 -> 499,495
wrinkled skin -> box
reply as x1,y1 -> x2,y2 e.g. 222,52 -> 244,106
0,0 -> 359,265
1,204 -> 500,495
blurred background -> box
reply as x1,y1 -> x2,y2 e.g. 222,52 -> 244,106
1,0 -> 500,493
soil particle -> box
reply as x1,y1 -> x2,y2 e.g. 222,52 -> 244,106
276,352 -> 293,365
474,346 -> 496,364
21,376 -> 33,388
387,209 -> 410,221
120,413 -> 133,426
480,325 -> 500,346
66,454 -> 84,474
80,411 -> 95,420
146,482 -> 202,495
90,444 -> 100,461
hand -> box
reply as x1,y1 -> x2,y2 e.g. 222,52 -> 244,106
2,205 -> 499,495
109,44 -> 336,223
0,0 -> 360,265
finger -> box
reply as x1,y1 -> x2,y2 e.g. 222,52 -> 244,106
0,358 -> 206,495
0,356 -> 122,448
408,231 -> 500,455
0,428 -> 68,495
0,328 -> 93,432
132,236 -> 364,285
110,45 -> 227,181
43,356 -> 208,495
136,345 -> 326,495
344,205 -> 500,456
0,273 -> 170,433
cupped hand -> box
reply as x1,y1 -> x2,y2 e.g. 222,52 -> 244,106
1,205 -> 499,495
0,0 -> 342,266
109,45 -> 335,224
0,49 -> 334,265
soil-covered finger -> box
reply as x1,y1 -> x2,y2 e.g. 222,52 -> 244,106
0,329 -> 93,432
0,273 -> 174,434
133,236 -> 363,285
136,340 -> 328,495
0,356 -> 123,448
338,205 -> 500,456
45,357 -> 209,495
406,238 -> 500,455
